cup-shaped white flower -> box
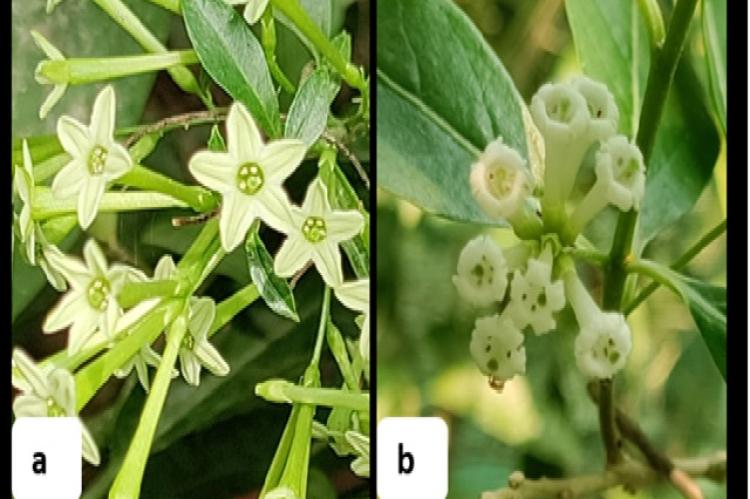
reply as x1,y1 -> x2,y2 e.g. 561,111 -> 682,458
571,76 -> 619,141
564,270 -> 632,379
31,31 -> 68,119
178,297 -> 230,386
452,235 -> 509,307
189,102 -> 307,252
334,279 -> 370,362
507,245 -> 565,334
530,82 -> 590,226
14,140 -> 36,264
274,178 -> 365,288
566,135 -> 646,238
51,85 -> 133,229
42,239 -> 139,354
12,348 -> 101,465
469,139 -> 542,238
469,313 -> 526,381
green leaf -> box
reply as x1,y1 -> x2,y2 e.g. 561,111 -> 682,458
207,124 -> 226,152
285,69 -> 339,146
376,0 -> 535,225
275,0 -> 333,59
245,226 -> 300,322
702,0 -> 727,135
183,0 -> 281,136
632,260 -> 726,379
566,0 -> 720,246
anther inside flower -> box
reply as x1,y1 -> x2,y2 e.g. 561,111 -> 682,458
469,314 -> 526,381
303,216 -> 327,243
452,235 -> 509,308
86,277 -> 111,311
574,311 -> 632,379
470,138 -> 532,220
87,145 -> 108,175
571,76 -> 619,140
236,162 -> 264,194
507,246 -> 565,334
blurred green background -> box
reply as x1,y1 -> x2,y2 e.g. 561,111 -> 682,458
376,1 -> 726,498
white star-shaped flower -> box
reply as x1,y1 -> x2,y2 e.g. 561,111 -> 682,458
42,239 -> 142,354
178,297 -> 230,386
507,245 -> 565,334
189,102 -> 307,252
469,314 -> 526,381
452,235 -> 509,308
334,279 -> 370,362
51,85 -> 133,229
12,348 -> 101,465
274,178 -> 365,288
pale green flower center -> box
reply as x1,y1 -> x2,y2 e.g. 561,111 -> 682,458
236,162 -> 264,195
88,145 -> 108,175
546,97 -> 572,123
614,157 -> 640,184
182,333 -> 195,351
47,397 -> 66,417
487,166 -> 517,198
87,277 -> 110,311
470,256 -> 494,286
302,216 -> 327,243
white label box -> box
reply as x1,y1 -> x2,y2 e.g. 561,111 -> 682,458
12,417 -> 82,499
377,417 -> 448,499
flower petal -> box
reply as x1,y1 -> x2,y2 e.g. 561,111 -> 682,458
219,193 -> 257,252
39,84 -> 67,120
104,143 -> 133,180
257,185 -> 295,234
80,420 -> 101,466
301,178 -> 330,215
153,255 -> 177,280
179,350 -> 201,386
273,236 -> 311,278
77,176 -> 106,229
51,159 -> 87,200
334,279 -> 369,312
243,0 -> 269,24
188,150 -> 236,193
90,86 -> 117,144
13,394 -> 47,417
194,341 -> 230,377
12,349 -> 49,397
67,308 -> 101,355
312,240 -> 343,287
43,245 -> 89,289
43,290 -> 85,333
326,210 -> 365,243
189,297 -> 216,342
83,239 -> 108,276
134,357 -> 151,393
261,139 -> 307,183
57,115 -> 91,158
226,102 -> 263,161
47,368 -> 75,415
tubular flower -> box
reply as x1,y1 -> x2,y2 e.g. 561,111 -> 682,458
189,102 -> 307,252
564,270 -> 632,379
178,297 -> 230,386
452,235 -> 509,307
507,245 -> 565,335
571,76 -> 619,141
530,82 -> 590,225
469,138 -> 542,237
51,85 -> 133,229
12,348 -> 101,465
469,313 -> 526,381
42,239 -> 143,354
566,135 -> 646,238
274,178 -> 365,288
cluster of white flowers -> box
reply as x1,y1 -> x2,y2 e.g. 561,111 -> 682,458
458,75 -> 637,385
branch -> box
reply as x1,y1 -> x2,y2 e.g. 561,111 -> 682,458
482,453 -> 726,499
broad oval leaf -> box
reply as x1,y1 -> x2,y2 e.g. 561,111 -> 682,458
566,0 -> 720,247
284,69 -> 339,146
376,0 -> 535,225
183,0 -> 281,136
245,226 -> 300,322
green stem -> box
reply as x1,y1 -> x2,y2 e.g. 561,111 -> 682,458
144,0 -> 181,14
603,0 -> 699,311
92,0 -> 209,105
209,283 -> 260,337
255,380 -> 368,411
32,190 -> 188,219
118,165 -> 219,212
108,313 -> 187,499
310,286 -> 331,367
598,378 -> 622,467
118,280 -> 180,308
37,50 -> 198,85
624,219 -> 726,314
270,0 -> 366,91
262,8 -> 296,94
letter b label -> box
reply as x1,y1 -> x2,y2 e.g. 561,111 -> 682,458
378,417 -> 448,498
